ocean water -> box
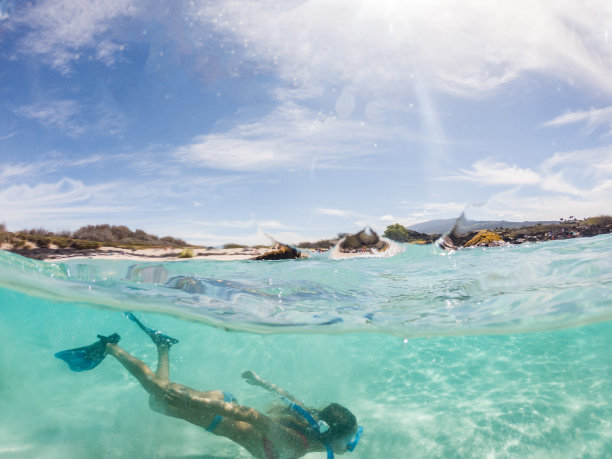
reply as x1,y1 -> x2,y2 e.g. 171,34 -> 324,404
0,235 -> 611,458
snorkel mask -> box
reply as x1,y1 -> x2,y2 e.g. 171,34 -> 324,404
346,425 -> 363,452
285,399 -> 363,458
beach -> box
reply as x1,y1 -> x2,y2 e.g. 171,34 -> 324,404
0,243 -> 270,262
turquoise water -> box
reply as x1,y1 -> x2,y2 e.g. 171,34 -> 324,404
1,235 -> 611,458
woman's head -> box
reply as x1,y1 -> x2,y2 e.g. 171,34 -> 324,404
318,403 -> 358,452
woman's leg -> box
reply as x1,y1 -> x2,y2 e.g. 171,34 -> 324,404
155,344 -> 170,381
105,344 -> 265,456
105,343 -> 224,418
105,343 -> 167,397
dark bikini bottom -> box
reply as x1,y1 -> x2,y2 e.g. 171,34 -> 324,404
205,391 -> 238,432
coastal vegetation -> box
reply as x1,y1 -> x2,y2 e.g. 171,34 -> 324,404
382,224 -> 435,243
0,224 -> 189,252
297,239 -> 338,250
222,243 -> 248,249
178,248 -> 194,258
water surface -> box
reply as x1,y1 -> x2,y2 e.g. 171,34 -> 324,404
1,235 -> 611,457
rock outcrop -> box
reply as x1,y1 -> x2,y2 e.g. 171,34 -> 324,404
253,241 -> 306,260
463,230 -> 504,247
339,228 -> 389,253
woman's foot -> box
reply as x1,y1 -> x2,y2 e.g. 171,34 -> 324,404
98,333 -> 121,345
124,312 -> 179,347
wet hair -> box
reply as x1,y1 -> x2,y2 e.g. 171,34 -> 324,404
318,403 -> 357,442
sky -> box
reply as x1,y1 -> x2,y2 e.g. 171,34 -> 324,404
1,0 -> 611,246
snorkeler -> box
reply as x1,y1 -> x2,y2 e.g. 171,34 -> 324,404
55,313 -> 362,459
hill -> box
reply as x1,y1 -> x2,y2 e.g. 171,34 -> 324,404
407,218 -> 559,235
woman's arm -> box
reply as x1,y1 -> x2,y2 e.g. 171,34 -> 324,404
241,370 -> 303,406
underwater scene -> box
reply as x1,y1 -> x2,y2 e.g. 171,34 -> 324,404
1,235 -> 611,458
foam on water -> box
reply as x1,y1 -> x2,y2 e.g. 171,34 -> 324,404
1,235 -> 611,457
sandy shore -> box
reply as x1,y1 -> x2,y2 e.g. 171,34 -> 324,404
1,244 -> 270,262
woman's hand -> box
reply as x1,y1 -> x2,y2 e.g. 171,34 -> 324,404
241,370 -> 263,386
164,386 -> 192,408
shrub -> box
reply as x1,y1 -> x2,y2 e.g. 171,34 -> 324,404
70,224 -> 188,247
160,236 -> 187,247
584,215 -> 612,226
297,239 -> 336,249
110,225 -> 132,240
133,229 -> 151,241
28,227 -> 50,236
34,236 -> 52,248
178,248 -> 194,258
71,240 -> 101,250
383,223 -> 434,243
51,237 -> 71,248
73,224 -> 114,242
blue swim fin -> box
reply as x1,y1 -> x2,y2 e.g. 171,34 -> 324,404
54,333 -> 121,372
124,312 -> 179,347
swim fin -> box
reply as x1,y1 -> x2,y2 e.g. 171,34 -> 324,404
54,333 -> 121,372
124,312 -> 179,347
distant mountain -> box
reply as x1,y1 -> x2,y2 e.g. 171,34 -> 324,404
407,218 -> 559,235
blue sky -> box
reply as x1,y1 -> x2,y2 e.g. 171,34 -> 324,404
1,0 -> 611,246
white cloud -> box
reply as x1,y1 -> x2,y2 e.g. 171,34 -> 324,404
453,159 -> 541,185
15,100 -> 84,137
433,147 -> 612,221
540,146 -> 612,197
542,147 -> 612,174
0,178 -> 106,207
474,186 -> 612,222
177,216 -> 286,230
0,163 -> 41,184
14,99 -> 125,138
11,1 -> 612,99
0,178 -> 132,229
0,155 -> 106,184
174,102 -> 391,171
165,226 -> 307,247
315,208 -> 360,218
15,0 -> 139,73
191,0 -> 612,97
543,106 -> 612,136
0,131 -> 16,141
449,147 -> 612,198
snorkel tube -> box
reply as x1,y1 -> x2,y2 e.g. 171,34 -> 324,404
283,398 -> 363,458
287,401 -> 335,459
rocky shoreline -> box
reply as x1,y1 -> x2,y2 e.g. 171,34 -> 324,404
437,218 -> 612,249
2,217 -> 611,261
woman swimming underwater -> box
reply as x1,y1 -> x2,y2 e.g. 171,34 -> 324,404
55,313 -> 362,458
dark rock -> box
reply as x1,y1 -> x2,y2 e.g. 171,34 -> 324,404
339,228 -> 389,253
253,242 -> 305,260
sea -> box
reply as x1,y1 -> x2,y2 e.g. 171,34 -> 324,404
0,235 -> 611,458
